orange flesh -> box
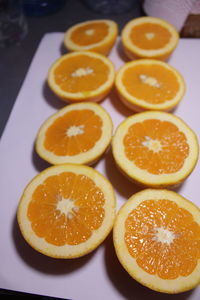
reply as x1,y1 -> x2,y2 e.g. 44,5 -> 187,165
70,22 -> 109,46
54,54 -> 109,93
28,172 -> 105,246
44,109 -> 102,156
125,199 -> 200,279
130,23 -> 171,50
123,119 -> 189,174
122,64 -> 180,104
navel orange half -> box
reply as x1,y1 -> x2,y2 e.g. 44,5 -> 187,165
112,111 -> 199,188
48,51 -> 115,103
121,16 -> 179,60
36,102 -> 113,165
115,59 -> 186,112
113,189 -> 200,293
17,164 -> 116,258
64,19 -> 118,56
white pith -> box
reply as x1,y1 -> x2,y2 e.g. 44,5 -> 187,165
153,227 -> 175,245
56,195 -> 79,219
66,125 -> 84,137
85,29 -> 94,36
139,74 -> 160,88
142,136 -> 162,153
71,67 -> 93,78
145,32 -> 155,40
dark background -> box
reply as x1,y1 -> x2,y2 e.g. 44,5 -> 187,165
0,0 -> 142,139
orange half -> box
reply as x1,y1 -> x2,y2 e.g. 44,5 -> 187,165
36,102 -> 113,165
64,19 -> 118,56
112,111 -> 199,188
17,164 -> 116,258
48,51 -> 115,103
121,17 -> 179,60
113,189 -> 200,293
115,59 -> 186,112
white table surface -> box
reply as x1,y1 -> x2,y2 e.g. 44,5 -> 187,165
0,33 -> 199,300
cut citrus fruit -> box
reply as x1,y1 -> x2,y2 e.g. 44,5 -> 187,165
112,111 -> 199,188
113,189 -> 200,294
115,59 -> 186,112
17,164 -> 116,258
121,16 -> 179,60
36,102 -> 113,165
48,51 -> 115,103
64,19 -> 118,56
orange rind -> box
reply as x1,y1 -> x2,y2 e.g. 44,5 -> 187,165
121,17 -> 179,60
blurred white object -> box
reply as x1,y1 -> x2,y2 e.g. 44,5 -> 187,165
143,0 -> 200,32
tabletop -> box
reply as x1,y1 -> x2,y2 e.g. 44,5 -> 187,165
0,0 -> 142,298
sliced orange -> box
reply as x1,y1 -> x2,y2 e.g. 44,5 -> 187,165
113,189 -> 200,293
121,16 -> 179,60
115,59 -> 186,112
112,111 -> 199,188
48,51 -> 115,103
36,102 -> 113,165
64,19 -> 118,56
17,164 -> 116,258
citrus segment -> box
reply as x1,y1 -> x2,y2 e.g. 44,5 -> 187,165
64,19 -> 118,56
115,59 -> 186,112
36,102 -> 113,165
17,164 -> 116,258
48,51 -> 115,103
113,189 -> 200,293
121,17 -> 179,60
112,111 -> 199,188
